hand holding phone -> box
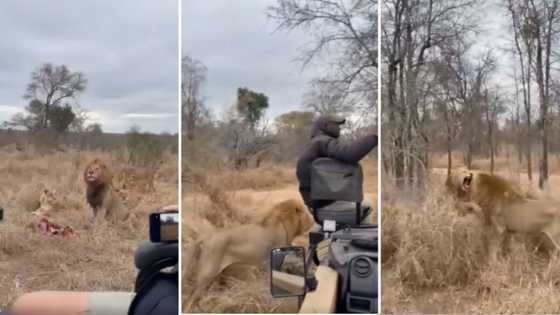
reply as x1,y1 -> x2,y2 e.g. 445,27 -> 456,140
149,211 -> 178,243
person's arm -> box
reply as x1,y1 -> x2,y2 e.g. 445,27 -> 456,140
11,291 -> 89,315
324,134 -> 378,164
10,291 -> 135,315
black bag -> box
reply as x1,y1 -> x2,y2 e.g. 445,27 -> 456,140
310,158 -> 364,203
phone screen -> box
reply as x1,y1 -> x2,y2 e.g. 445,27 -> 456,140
150,212 -> 178,242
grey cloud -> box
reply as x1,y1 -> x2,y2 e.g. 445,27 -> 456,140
0,0 -> 178,133
182,0 -> 325,119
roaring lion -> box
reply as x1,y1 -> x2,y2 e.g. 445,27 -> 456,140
83,158 -> 122,222
446,168 -> 560,261
184,198 -> 314,309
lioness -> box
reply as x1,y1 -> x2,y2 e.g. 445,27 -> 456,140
83,158 -> 122,222
446,168 -> 560,261
32,189 -> 58,217
184,199 -> 314,309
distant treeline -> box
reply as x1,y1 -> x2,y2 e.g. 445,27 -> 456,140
0,128 -> 177,153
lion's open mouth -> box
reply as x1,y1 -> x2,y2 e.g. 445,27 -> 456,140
462,173 -> 473,191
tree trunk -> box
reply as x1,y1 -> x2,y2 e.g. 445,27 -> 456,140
445,104 -> 453,176
540,1 -> 555,188
535,12 -> 546,188
509,0 -> 533,180
489,124 -> 495,174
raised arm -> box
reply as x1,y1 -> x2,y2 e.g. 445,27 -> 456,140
324,134 -> 378,164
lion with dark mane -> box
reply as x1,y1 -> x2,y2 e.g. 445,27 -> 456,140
83,158 -> 122,221
446,168 -> 560,261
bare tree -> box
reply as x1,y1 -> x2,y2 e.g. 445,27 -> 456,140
512,63 -> 524,164
506,0 -> 560,187
533,0 -> 559,188
443,46 -> 496,169
269,0 -> 377,118
483,87 -> 505,174
382,0 -> 479,187
432,59 -> 461,176
303,79 -> 354,115
182,55 -> 209,141
269,0 -> 376,75
508,0 -> 534,179
219,112 -> 275,170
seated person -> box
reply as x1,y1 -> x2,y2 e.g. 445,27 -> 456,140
296,116 -> 377,224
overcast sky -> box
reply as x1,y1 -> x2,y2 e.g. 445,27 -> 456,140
182,0 -> 325,120
0,0 -> 178,134
476,1 -> 513,85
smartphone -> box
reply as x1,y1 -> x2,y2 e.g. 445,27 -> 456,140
149,211 -> 178,243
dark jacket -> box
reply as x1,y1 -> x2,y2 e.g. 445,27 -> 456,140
296,117 -> 378,208
130,273 -> 177,315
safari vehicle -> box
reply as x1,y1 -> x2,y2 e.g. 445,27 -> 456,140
270,158 -> 378,314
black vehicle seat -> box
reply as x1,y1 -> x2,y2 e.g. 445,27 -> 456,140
135,241 -> 178,271
129,241 -> 178,315
314,201 -> 371,225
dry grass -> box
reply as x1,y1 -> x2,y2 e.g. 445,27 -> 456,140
0,145 -> 177,309
182,156 -> 377,313
183,161 -> 297,193
382,157 -> 560,314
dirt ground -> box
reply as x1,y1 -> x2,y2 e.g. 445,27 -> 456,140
382,155 -> 560,314
0,144 -> 177,309
182,157 -> 377,313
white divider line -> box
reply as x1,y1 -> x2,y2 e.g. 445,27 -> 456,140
177,0 -> 183,313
